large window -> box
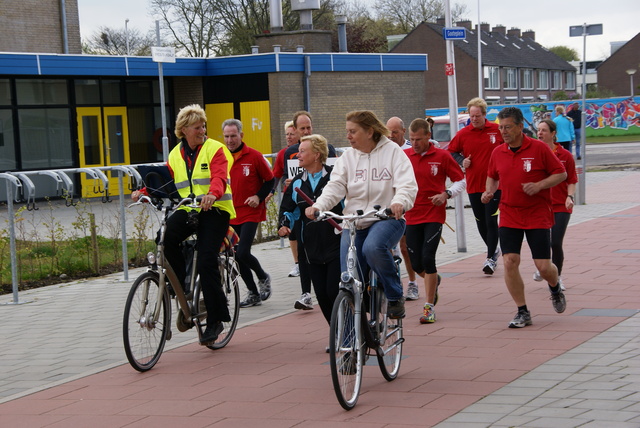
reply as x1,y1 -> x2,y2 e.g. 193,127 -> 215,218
565,71 -> 576,90
521,69 -> 534,90
538,70 -> 549,90
16,79 -> 68,105
552,71 -> 563,90
0,79 -> 11,105
18,108 -> 73,169
484,66 -> 500,89
503,67 -> 517,89
0,110 -> 16,170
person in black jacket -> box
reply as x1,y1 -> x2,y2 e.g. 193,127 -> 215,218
278,134 -> 343,323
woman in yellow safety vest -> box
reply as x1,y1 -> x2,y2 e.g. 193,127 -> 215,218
132,104 -> 235,345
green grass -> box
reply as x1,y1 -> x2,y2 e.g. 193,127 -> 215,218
586,135 -> 640,144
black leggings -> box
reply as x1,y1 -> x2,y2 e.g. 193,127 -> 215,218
469,191 -> 501,258
308,258 -> 341,324
233,222 -> 268,294
163,208 -> 231,323
551,212 -> 571,275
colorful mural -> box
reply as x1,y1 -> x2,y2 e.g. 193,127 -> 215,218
426,96 -> 640,137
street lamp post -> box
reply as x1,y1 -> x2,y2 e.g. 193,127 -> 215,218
626,69 -> 637,97
125,19 -> 130,56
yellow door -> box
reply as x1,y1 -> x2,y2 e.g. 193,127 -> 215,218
205,103 -> 234,143
240,101 -> 272,155
77,107 -> 131,198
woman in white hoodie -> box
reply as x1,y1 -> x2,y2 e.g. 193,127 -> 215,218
306,110 -> 417,319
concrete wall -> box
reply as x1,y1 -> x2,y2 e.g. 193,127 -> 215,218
255,31 -> 333,53
0,0 -> 82,54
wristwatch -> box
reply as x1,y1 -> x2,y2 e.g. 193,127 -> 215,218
445,190 -> 452,199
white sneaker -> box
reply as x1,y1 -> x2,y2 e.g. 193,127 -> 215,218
532,270 -> 543,282
482,258 -> 497,275
558,276 -> 566,291
406,281 -> 419,300
294,292 -> 313,310
288,264 -> 300,277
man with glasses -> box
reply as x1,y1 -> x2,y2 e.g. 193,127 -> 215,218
482,107 -> 567,328
448,98 -> 504,275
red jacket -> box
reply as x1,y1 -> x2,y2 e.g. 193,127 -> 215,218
229,143 -> 275,225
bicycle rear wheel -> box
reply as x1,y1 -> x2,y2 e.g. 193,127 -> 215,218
375,290 -> 403,381
123,271 -> 170,372
207,254 -> 240,349
329,290 -> 363,410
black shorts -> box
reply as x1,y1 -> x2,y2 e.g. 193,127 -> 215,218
499,227 -> 551,259
288,228 -> 297,241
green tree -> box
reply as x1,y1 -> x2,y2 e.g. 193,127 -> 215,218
549,45 -> 579,61
83,26 -> 154,56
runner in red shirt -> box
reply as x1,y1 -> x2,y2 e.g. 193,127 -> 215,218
448,97 -> 504,275
223,119 -> 275,308
482,107 -> 567,329
532,119 -> 578,291
405,119 -> 465,324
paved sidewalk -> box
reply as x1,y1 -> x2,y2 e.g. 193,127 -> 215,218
0,171 -> 639,427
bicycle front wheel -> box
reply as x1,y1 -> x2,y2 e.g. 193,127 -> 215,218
123,271 -> 170,372
375,291 -> 403,381
206,255 -> 241,349
329,290 -> 363,410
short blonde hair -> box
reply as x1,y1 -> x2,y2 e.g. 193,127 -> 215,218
467,97 -> 487,115
300,134 -> 329,164
284,120 -> 294,132
175,104 -> 207,140
555,105 -> 565,115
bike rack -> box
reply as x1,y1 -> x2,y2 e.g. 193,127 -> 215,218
0,173 -> 30,305
38,170 -> 75,206
77,168 -> 110,202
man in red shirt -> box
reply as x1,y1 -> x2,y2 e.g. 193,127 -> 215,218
405,119 -> 465,324
482,107 -> 567,328
449,97 -> 504,275
223,119 -> 275,308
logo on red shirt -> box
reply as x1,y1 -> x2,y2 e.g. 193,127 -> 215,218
523,159 -> 532,172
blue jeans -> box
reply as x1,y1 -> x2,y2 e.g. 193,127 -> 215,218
574,127 -> 582,158
340,219 -> 406,301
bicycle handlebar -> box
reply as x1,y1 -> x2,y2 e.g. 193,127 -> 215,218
128,195 -> 201,210
316,205 -> 393,225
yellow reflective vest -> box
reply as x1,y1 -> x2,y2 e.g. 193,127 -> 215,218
168,138 -> 236,219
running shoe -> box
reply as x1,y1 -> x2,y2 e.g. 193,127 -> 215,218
294,292 -> 314,310
288,264 -> 300,277
406,281 -> 419,300
239,292 -> 262,308
258,274 -> 272,301
508,310 -> 532,328
532,270 -> 543,281
550,289 -> 567,313
483,258 -> 497,275
419,303 -> 436,324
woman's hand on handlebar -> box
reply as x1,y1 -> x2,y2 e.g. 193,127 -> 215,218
389,202 -> 404,220
200,194 -> 217,211
131,190 -> 143,202
305,206 -> 319,220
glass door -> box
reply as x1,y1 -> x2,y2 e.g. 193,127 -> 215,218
77,107 -> 130,198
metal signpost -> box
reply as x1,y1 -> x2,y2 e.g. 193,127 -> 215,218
152,21 -> 176,163
570,23 -> 603,205
443,2 -> 467,252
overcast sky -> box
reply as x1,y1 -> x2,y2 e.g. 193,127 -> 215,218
77,0 -> 638,62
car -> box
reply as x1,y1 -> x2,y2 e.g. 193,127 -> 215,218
428,114 -> 470,150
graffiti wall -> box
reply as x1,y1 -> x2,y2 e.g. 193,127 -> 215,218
426,96 -> 640,137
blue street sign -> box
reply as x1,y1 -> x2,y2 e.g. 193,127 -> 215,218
442,27 -> 467,40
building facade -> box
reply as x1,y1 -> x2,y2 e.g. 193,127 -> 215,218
391,20 -> 576,108
597,32 -> 640,97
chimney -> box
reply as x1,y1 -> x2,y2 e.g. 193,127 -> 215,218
522,30 -> 536,41
456,20 -> 472,30
492,25 -> 506,36
480,23 -> 490,33
336,15 -> 348,52
436,17 -> 445,26
507,28 -> 521,38
269,0 -> 283,33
